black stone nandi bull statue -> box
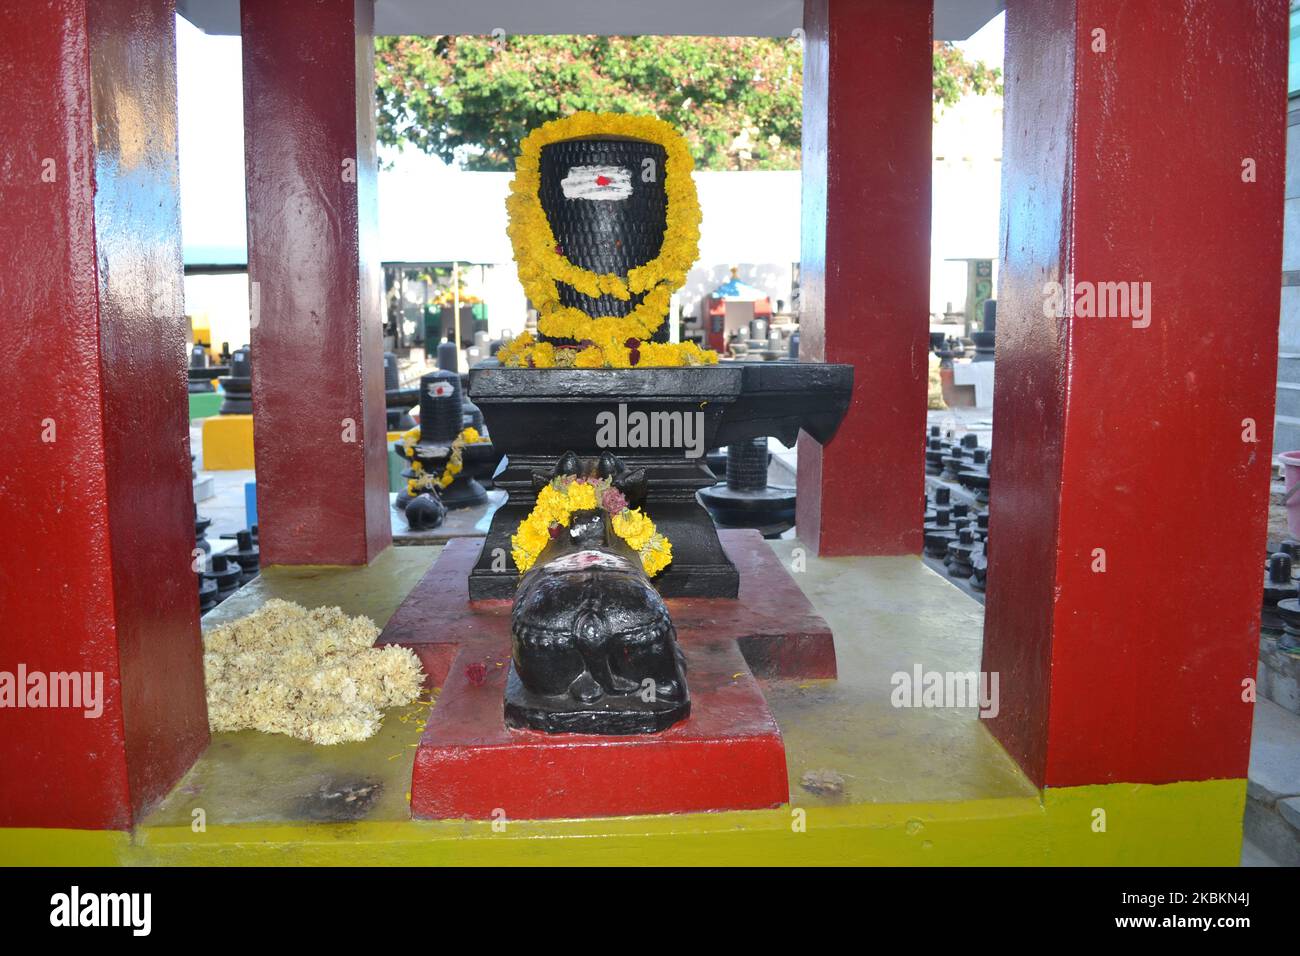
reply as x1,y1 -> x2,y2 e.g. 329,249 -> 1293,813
504,451 -> 689,735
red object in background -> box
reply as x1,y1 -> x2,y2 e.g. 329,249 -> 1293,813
0,0 -> 208,828
703,295 -> 774,353
982,0 -> 1287,788
795,0 -> 932,556
242,0 -> 392,566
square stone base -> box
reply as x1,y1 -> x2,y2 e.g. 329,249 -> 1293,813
377,530 -> 835,820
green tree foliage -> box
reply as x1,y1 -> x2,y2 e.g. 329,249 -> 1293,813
932,41 -> 1003,108
375,36 -> 1000,171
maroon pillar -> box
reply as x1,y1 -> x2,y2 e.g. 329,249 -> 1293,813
796,0 -> 933,556
0,0 -> 208,828
982,0 -> 1286,788
242,0 -> 391,566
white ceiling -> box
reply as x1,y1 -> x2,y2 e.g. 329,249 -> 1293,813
177,0 -> 1004,41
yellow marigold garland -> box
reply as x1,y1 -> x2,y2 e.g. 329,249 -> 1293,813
504,112 -> 714,366
511,475 -> 672,578
401,426 -> 488,496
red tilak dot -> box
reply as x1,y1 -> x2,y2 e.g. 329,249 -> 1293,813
465,662 -> 487,687
554,244 -> 563,255
549,523 -> 561,538
596,175 -> 611,186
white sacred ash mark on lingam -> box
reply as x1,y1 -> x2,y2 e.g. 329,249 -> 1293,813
561,165 -> 633,201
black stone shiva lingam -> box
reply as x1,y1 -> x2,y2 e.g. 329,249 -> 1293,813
395,369 -> 496,520
383,351 -> 419,431
697,436 -> 797,538
217,345 -> 253,415
471,113 -> 852,736
506,451 -> 688,734
537,136 -> 671,340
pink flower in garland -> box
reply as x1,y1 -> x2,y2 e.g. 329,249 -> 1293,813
601,487 -> 627,514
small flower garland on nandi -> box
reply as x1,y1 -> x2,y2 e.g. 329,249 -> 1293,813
503,111 -> 714,369
511,474 -> 672,578
400,426 -> 487,496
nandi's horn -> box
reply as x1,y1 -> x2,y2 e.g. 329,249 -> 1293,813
555,451 -> 580,477
596,451 -> 622,479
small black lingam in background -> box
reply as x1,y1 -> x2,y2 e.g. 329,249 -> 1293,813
188,344 -> 216,393
217,346 -> 253,415
697,436 -> 796,538
505,452 -> 689,735
383,351 -> 419,431
395,369 -> 494,523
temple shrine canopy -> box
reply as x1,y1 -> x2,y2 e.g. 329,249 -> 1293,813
177,0 -> 1004,40
4,0 -> 1285,873
711,271 -> 772,305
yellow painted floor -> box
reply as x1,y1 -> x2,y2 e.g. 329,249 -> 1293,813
147,548 -> 442,827
0,540 -> 1247,865
764,542 -> 1033,808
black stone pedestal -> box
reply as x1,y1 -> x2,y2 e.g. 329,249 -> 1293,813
504,663 -> 690,734
466,361 -> 852,600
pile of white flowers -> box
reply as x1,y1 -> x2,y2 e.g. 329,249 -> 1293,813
203,599 -> 424,745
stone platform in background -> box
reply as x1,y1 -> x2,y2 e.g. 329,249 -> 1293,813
377,530 -> 835,820
950,359 -> 995,409
388,489 -> 506,545
1244,698 -> 1300,865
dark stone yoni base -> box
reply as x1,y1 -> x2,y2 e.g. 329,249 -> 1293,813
466,361 -> 852,600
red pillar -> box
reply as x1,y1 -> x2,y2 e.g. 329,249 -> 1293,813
241,0 -> 391,566
982,0 -> 1287,788
0,0 -> 208,828
796,0 -> 933,556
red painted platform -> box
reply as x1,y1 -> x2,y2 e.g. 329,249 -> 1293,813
378,530 -> 834,820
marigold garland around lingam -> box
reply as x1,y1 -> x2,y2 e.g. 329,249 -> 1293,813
400,425 -> 487,496
511,474 -> 673,578
502,111 -> 716,369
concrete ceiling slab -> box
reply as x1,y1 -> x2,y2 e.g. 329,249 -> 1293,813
177,0 -> 1003,41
